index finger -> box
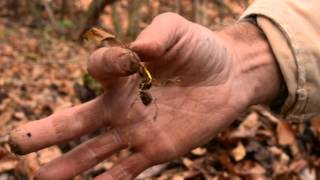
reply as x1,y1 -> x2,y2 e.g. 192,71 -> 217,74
9,96 -> 107,155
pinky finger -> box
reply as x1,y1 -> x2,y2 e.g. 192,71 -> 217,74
94,153 -> 152,180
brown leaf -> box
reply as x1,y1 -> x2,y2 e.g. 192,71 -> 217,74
268,146 -> 289,164
37,146 -> 62,165
83,27 -> 115,42
218,152 -> 234,171
299,167 -> 316,180
252,105 -> 280,124
234,160 -> 266,176
0,109 -> 13,128
231,142 -> 246,162
172,175 -> 185,180
16,153 -> 40,179
276,121 -> 295,146
182,158 -> 193,169
83,27 -> 120,47
230,112 -> 260,138
311,116 -> 320,137
13,111 -> 26,120
0,147 -> 18,172
289,159 -> 308,173
191,147 -> 207,156
0,158 -> 18,172
2,45 -> 13,56
137,163 -> 168,179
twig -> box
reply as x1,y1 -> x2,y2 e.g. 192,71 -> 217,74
41,0 -> 60,31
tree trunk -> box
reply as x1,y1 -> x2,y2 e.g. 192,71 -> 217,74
78,0 -> 116,39
60,0 -> 70,19
41,0 -> 60,31
111,2 -> 124,39
193,0 -> 208,25
127,0 -> 143,40
175,0 -> 181,14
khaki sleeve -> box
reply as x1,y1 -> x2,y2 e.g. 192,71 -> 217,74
240,0 -> 320,122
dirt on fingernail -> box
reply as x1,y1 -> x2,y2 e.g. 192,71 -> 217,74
127,58 -> 140,74
8,138 -> 24,155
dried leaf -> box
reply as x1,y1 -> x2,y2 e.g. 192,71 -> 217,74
289,159 -> 308,173
0,158 -> 18,172
0,109 -> 13,128
231,142 -> 246,161
182,158 -> 193,169
311,116 -> 320,137
16,153 -> 40,179
252,105 -> 280,124
276,121 -> 295,146
234,160 -> 266,175
230,112 -> 260,138
137,163 -> 168,179
37,146 -> 62,165
268,146 -> 289,164
299,167 -> 316,180
83,27 -> 115,42
172,175 -> 185,180
191,147 -> 207,156
13,111 -> 26,120
0,147 -> 18,172
83,27 -> 120,47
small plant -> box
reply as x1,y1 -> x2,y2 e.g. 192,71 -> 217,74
83,27 -> 154,106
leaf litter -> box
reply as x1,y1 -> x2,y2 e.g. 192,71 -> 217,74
0,16 -> 320,180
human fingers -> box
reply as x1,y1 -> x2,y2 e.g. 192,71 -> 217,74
10,46 -> 142,155
9,96 -> 107,155
94,153 -> 152,180
35,130 -> 127,180
88,46 -> 140,88
35,104 -> 160,179
130,12 -> 189,61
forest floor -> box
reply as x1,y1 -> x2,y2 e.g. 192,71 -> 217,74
1,9 -> 320,180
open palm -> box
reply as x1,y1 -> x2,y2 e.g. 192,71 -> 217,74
9,13 -> 275,180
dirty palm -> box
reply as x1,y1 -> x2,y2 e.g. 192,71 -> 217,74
9,13 -> 245,180
84,27 -> 180,119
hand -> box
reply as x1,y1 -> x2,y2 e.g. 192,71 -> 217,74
9,13 -> 282,180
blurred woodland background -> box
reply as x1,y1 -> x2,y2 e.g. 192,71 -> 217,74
0,0 -> 319,180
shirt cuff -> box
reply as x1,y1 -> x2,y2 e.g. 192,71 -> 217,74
239,0 -> 320,122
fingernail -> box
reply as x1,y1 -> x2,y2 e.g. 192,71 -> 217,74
118,49 -> 140,75
8,137 -> 24,155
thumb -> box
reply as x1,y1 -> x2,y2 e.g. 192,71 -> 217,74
130,13 -> 189,61
87,46 -> 140,88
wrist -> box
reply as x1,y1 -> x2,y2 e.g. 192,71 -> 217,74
217,21 -> 283,106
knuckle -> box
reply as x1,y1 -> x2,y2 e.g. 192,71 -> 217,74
52,109 -> 75,138
153,12 -> 182,22
111,129 -> 127,147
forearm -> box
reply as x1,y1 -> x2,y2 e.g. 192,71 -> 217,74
217,21 -> 283,106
